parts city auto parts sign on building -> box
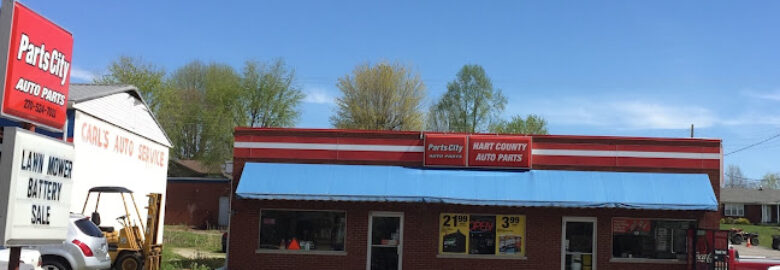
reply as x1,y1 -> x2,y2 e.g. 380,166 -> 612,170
0,0 -> 73,131
0,127 -> 74,246
424,134 -> 532,169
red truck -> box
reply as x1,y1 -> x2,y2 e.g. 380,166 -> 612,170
729,247 -> 780,270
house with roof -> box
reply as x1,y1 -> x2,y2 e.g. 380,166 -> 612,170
721,187 -> 780,224
66,84 -> 172,241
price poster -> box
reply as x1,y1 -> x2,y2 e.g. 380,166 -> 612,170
440,213 -> 469,254
496,215 -> 526,256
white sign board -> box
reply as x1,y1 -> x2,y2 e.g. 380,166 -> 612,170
0,127 -> 74,246
71,111 -> 168,244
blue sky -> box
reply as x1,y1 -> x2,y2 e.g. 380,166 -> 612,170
18,0 -> 780,179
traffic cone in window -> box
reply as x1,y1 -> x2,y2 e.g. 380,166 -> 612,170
746,238 -> 752,248
288,238 -> 301,250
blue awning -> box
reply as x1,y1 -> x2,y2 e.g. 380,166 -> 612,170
236,163 -> 718,211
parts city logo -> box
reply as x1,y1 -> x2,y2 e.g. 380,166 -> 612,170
15,33 -> 71,105
424,134 -> 468,166
0,1 -> 73,131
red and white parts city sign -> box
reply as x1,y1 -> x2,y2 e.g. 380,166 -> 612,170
0,1 -> 73,131
424,134 -> 467,167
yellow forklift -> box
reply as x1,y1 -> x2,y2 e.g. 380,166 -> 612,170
81,186 -> 163,270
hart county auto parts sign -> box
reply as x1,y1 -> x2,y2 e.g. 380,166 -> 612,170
0,1 -> 72,131
0,127 -> 74,246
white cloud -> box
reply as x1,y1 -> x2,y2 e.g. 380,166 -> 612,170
513,98 -> 718,129
303,86 -> 336,104
69,67 -> 96,82
744,90 -> 780,101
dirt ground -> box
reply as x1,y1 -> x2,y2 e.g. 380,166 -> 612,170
172,247 -> 226,260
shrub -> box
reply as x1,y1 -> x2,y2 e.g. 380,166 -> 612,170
720,218 -> 726,224
724,217 -> 736,224
735,218 -> 751,224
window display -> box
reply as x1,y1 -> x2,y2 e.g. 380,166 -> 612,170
439,213 -> 526,257
612,218 -> 694,260
258,210 -> 346,252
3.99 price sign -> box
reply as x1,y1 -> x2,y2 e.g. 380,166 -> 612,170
0,1 -> 73,131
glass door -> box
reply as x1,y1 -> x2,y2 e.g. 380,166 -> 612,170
562,217 -> 596,270
367,212 -> 403,270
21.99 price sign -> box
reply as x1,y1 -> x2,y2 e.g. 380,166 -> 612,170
440,213 -> 469,254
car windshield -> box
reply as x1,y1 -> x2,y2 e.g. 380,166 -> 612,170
75,218 -> 104,237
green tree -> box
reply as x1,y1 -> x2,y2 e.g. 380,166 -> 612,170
95,56 -> 166,111
160,61 -> 244,169
490,114 -> 549,134
761,173 -> 780,189
241,59 -> 305,127
331,62 -> 425,130
428,64 -> 506,133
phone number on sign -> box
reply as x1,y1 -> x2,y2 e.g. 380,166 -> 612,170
22,98 -> 56,118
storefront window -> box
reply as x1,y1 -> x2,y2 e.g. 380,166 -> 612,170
258,210 -> 346,252
612,218 -> 694,260
724,204 -> 744,217
439,213 -> 526,257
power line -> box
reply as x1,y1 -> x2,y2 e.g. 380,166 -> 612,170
725,131 -> 780,156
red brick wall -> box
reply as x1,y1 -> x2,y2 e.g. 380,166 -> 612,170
744,205 -> 763,224
165,181 -> 230,228
227,199 -> 705,270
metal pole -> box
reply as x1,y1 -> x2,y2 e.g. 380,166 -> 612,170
9,123 -> 34,270
8,247 -> 20,270
690,124 -> 694,138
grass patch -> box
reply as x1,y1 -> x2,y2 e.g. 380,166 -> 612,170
162,225 -> 225,270
720,224 -> 780,249
164,225 -> 222,252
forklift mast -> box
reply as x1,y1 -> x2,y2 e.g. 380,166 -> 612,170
143,193 -> 163,270
145,193 -> 162,246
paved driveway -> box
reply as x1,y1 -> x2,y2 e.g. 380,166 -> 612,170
733,243 -> 780,258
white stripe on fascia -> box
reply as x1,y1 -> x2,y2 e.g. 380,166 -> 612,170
234,141 -> 425,152
531,149 -> 720,160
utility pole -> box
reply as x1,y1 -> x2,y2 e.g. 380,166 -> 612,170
690,124 -> 694,138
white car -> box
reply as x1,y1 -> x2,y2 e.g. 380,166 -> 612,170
0,247 -> 43,270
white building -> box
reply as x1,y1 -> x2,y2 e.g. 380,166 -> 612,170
65,84 -> 171,243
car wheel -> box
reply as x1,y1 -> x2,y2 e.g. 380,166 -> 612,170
42,257 -> 71,270
114,252 -> 143,270
751,237 -> 760,246
732,234 -> 743,245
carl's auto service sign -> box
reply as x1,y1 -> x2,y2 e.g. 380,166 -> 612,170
0,0 -> 73,131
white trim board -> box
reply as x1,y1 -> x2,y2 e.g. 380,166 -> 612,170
532,149 -> 720,160
234,142 -> 424,153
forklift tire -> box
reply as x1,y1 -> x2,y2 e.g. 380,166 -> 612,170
750,237 -> 760,246
114,252 -> 143,270
732,234 -> 743,245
